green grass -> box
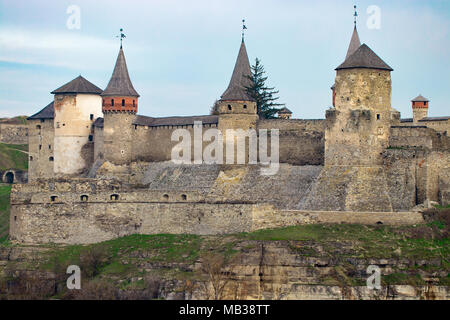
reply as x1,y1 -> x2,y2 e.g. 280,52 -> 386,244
0,143 -> 28,171
0,185 -> 11,242
239,224 -> 449,260
40,234 -> 203,278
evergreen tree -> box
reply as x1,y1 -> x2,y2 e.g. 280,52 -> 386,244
246,58 -> 285,119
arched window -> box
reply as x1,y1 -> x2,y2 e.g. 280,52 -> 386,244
29,156 -> 33,161
88,135 -> 93,142
81,195 -> 88,202
111,99 -> 114,106
49,156 -> 54,162
36,125 -> 41,129
243,104 -> 247,109
228,105 -> 232,111
122,99 -> 125,107
181,194 -> 187,201
110,194 -> 119,201
163,194 -> 169,201
50,196 -> 58,202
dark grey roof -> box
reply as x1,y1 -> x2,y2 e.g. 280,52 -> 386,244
220,41 -> 255,101
27,101 -> 54,120
93,117 -> 104,128
102,48 -> 139,97
400,118 -> 413,123
412,95 -> 429,102
346,26 -> 361,60
419,116 -> 449,122
51,76 -> 103,95
278,107 -> 292,114
336,44 -> 393,71
133,115 -> 218,127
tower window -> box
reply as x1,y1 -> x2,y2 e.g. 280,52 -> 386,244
111,99 -> 114,106
49,145 -> 52,149
50,196 -> 58,202
377,114 -> 380,120
90,114 -> 94,121
110,194 -> 119,201
49,156 -> 54,162
36,125 -> 41,130
29,156 -> 33,161
228,105 -> 232,111
181,194 -> 187,201
88,135 -> 93,142
163,194 -> 169,201
39,145 -> 42,150
81,195 -> 88,202
133,100 -> 135,107
122,99 -> 125,107
243,104 -> 247,109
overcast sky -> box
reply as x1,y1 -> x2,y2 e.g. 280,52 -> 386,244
0,0 -> 449,119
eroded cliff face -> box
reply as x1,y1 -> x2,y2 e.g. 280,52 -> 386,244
1,233 -> 448,300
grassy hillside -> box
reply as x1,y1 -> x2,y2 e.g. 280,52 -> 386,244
0,116 -> 28,125
0,185 -> 11,242
0,143 -> 28,171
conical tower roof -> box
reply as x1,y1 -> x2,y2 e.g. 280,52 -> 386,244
51,75 -> 102,95
221,40 -> 255,101
102,47 -> 139,97
346,26 -> 361,60
336,44 -> 393,71
412,95 -> 429,102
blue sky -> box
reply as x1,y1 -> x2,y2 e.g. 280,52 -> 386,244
0,0 -> 449,119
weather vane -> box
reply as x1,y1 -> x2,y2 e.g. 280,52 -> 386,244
117,28 -> 126,48
354,5 -> 358,27
242,19 -> 247,42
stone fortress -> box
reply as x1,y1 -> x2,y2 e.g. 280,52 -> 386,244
9,23 -> 450,245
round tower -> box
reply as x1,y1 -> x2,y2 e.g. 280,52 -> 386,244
101,46 -> 140,165
412,95 -> 429,123
325,26 -> 394,166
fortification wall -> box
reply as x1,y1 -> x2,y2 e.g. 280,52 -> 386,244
120,119 -> 325,166
383,149 -> 450,207
28,119 -> 54,181
131,123 -> 219,162
420,119 -> 450,133
10,177 -> 424,245
0,124 -> 28,144
258,119 -> 325,165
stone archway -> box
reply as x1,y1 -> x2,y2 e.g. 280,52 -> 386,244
4,171 -> 14,184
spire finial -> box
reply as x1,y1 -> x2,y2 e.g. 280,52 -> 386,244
117,28 -> 126,49
354,5 -> 358,27
242,19 -> 247,42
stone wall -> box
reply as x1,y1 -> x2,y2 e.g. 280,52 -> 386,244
326,69 -> 392,166
28,119 -> 54,181
258,119 -> 325,165
53,93 -> 102,175
10,176 -> 424,245
106,118 -> 325,166
0,124 -> 28,144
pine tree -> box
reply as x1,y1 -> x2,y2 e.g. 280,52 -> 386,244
246,58 -> 285,119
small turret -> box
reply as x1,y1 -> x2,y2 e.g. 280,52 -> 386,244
411,95 -> 429,123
